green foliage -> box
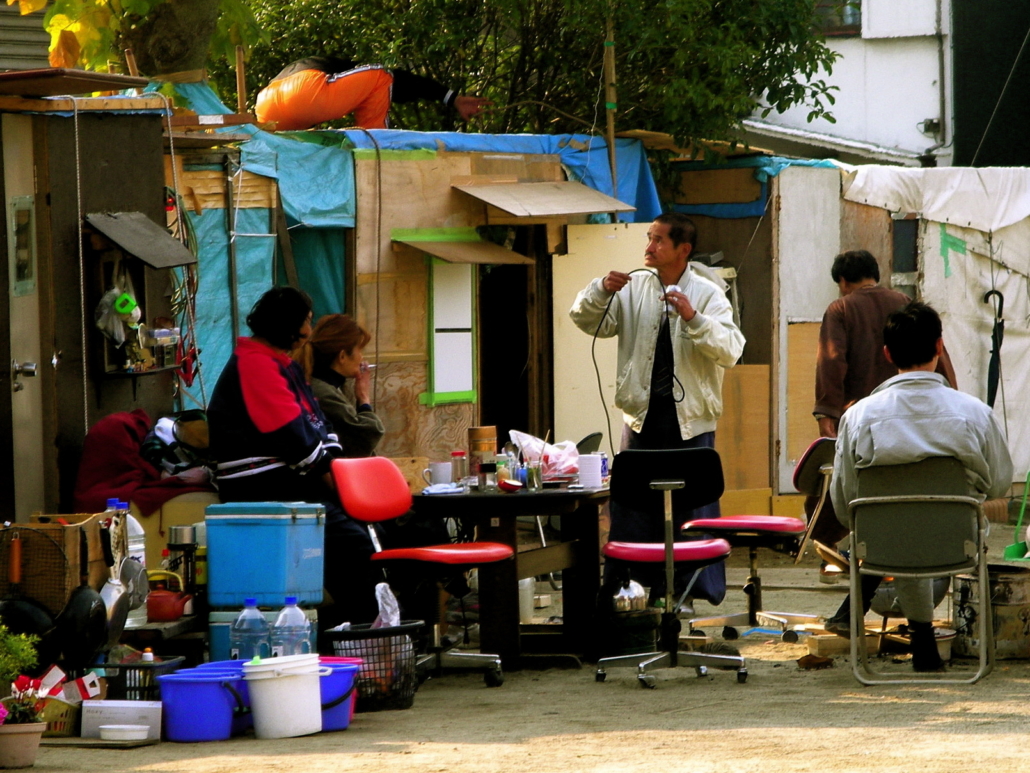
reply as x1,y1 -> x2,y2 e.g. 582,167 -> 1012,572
0,626 -> 38,691
208,0 -> 836,144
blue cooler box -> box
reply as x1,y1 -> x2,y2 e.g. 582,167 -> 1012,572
208,608 -> 318,661
206,502 -> 325,607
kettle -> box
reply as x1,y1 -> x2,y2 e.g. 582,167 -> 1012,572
612,579 -> 648,612
146,570 -> 193,622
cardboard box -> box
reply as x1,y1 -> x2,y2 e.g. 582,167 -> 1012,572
80,700 -> 162,740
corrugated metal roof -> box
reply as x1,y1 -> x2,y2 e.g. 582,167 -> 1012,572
0,5 -> 49,72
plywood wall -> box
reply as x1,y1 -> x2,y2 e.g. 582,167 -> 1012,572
840,200 -> 892,280
785,322 -> 821,471
715,364 -> 771,490
352,151 -> 562,459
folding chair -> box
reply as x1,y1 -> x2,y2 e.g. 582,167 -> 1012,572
847,456 -> 993,685
594,448 -> 747,687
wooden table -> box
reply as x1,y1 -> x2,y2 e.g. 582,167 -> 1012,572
411,488 -> 609,667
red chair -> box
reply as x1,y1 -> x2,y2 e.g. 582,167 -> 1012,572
331,457 -> 514,686
594,448 -> 747,687
682,447 -> 814,641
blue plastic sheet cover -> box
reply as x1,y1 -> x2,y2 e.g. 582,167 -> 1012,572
168,83 -> 357,228
283,227 -> 347,320
180,207 -> 274,407
671,154 -> 839,219
344,130 -> 661,223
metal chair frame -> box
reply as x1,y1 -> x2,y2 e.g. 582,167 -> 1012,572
847,458 -> 994,685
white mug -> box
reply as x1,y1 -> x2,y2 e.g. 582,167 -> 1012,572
423,462 -> 452,486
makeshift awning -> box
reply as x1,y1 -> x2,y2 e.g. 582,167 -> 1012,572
85,212 -> 197,268
392,228 -> 534,265
453,181 -> 635,218
0,68 -> 150,97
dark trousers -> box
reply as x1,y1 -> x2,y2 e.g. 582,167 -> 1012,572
602,394 -> 726,606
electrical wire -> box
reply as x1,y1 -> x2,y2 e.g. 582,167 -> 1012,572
971,21 -> 1030,166
589,268 -> 685,458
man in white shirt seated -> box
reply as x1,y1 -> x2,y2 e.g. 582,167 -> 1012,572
826,301 -> 1013,671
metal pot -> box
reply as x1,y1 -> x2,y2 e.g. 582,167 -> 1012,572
612,579 -> 648,612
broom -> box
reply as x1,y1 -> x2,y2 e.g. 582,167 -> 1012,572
1003,469 -> 1030,561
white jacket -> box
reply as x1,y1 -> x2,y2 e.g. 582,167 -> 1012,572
569,265 -> 745,440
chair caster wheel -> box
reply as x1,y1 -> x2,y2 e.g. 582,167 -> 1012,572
737,669 -> 748,684
595,671 -> 607,682
722,626 -> 739,640
695,666 -> 708,678
781,630 -> 799,644
689,628 -> 706,638
484,668 -> 504,687
638,674 -> 657,689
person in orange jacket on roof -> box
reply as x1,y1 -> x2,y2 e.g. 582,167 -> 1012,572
255,55 -> 490,131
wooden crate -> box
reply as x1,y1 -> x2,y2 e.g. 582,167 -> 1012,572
0,513 -> 106,617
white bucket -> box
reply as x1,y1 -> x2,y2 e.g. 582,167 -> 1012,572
243,653 -> 327,739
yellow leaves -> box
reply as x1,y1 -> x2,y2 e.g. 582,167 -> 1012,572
9,0 -> 48,15
49,29 -> 80,68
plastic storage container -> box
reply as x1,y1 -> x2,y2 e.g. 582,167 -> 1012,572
209,608 -> 318,662
205,502 -> 325,607
228,597 -> 271,661
271,596 -> 312,657
95,655 -> 185,701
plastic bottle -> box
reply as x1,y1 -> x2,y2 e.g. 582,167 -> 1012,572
229,597 -> 271,661
270,596 -> 311,657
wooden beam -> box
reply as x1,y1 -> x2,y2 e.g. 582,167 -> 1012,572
168,114 -> 256,127
0,95 -> 165,113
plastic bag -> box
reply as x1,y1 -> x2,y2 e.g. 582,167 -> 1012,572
371,582 -> 401,629
509,429 -> 579,475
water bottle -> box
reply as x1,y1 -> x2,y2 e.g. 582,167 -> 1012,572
229,597 -> 271,660
270,596 -> 311,657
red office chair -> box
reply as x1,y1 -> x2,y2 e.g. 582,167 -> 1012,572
331,457 -> 514,687
594,448 -> 747,687
682,447 -> 814,642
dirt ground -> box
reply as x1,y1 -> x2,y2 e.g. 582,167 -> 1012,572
36,529 -> 1030,773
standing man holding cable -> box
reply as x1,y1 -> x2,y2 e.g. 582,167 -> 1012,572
569,212 -> 745,610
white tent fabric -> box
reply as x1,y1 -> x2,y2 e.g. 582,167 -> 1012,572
921,220 -> 1029,482
842,166 -> 1030,234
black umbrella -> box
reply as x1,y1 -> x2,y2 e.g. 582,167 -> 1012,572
984,290 -> 1005,408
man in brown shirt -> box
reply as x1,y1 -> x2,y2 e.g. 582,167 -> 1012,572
808,250 -> 957,579
814,250 -> 956,438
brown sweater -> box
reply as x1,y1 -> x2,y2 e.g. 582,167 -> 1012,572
814,285 -> 956,419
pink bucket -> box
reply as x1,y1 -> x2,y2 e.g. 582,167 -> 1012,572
320,657 -> 363,721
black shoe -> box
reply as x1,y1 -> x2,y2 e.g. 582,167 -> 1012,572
824,617 -> 851,639
910,621 -> 945,672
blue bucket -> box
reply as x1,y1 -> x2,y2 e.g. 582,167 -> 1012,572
320,662 -> 359,731
189,662 -> 252,734
157,671 -> 248,742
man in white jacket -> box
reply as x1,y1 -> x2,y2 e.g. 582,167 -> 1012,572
569,213 -> 745,607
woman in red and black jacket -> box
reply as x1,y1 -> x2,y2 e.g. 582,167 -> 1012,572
208,287 -> 380,626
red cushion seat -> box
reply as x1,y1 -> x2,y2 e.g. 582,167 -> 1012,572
603,537 -> 731,565
371,542 -> 514,565
684,515 -> 806,537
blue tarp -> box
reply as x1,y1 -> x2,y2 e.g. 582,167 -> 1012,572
671,155 -> 839,219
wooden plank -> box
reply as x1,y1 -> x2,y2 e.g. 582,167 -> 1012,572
168,113 -> 256,127
840,200 -> 892,282
715,364 -> 771,490
676,167 -> 762,205
0,95 -> 164,112
772,494 -> 806,518
455,181 -> 634,217
517,542 -> 577,578
396,238 -> 534,265
720,487 -> 772,516
786,322 -> 821,469
0,68 -> 149,96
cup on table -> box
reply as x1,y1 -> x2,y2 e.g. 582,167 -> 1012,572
423,461 -> 453,486
526,460 -> 543,492
579,454 -> 604,489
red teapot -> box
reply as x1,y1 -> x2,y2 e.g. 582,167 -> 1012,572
146,571 -> 193,622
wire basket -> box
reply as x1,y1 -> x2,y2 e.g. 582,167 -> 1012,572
324,620 -> 423,712
96,656 -> 185,701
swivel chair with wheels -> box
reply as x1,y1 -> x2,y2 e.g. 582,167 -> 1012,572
683,447 -> 814,641
594,447 -> 747,687
847,456 -> 993,685
331,456 -> 514,686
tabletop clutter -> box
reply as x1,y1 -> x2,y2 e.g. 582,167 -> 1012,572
424,427 -> 609,495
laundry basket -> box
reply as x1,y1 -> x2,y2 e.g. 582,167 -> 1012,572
323,620 -> 423,712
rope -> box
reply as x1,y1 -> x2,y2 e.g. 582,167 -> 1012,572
357,129 -> 384,408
